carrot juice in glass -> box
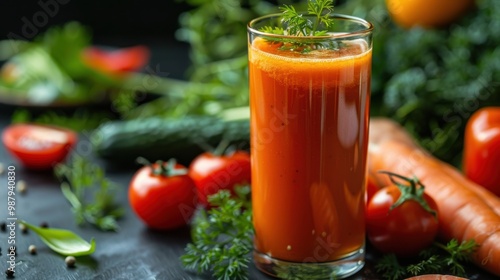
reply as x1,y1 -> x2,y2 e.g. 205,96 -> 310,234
248,13 -> 373,279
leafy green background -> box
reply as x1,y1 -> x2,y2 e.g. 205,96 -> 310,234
168,0 -> 500,166
5,0 -> 500,167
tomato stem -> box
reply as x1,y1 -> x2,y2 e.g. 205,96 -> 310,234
213,139 -> 231,157
136,157 -> 187,177
378,170 -> 438,218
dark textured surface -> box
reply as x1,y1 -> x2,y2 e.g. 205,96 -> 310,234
0,107 -> 498,280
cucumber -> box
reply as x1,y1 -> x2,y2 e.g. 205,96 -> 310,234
91,116 -> 250,165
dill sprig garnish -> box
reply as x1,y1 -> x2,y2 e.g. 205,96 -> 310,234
258,0 -> 336,52
261,0 -> 334,36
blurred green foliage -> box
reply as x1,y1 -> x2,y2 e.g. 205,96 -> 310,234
0,22 -> 126,106
8,0 -> 498,167
152,0 -> 499,166
352,0 -> 500,165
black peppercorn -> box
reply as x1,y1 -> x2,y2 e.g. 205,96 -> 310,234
20,223 -> 28,234
29,245 -> 37,255
65,256 -> 76,267
6,269 -> 14,277
1,222 -> 6,232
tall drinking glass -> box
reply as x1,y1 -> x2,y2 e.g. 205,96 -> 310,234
248,14 -> 373,279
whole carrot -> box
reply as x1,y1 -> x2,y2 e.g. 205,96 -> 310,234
369,118 -> 500,216
368,118 -> 500,276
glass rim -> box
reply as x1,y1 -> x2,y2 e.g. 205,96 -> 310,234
247,13 -> 374,40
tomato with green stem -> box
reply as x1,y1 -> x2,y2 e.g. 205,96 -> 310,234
129,158 -> 197,230
366,172 -> 380,204
366,171 -> 439,258
189,144 -> 251,207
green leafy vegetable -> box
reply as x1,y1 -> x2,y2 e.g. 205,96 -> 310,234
126,0 -> 275,118
258,0 -> 338,53
55,155 -> 124,231
266,0 -> 334,36
0,21 -> 177,114
374,254 -> 407,280
181,185 -> 253,280
337,0 -> 500,166
20,221 -> 95,256
11,109 -> 111,132
376,239 -> 478,279
166,0 -> 500,167
0,22 -> 121,106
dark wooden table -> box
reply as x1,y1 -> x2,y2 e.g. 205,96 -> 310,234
0,108 -> 497,280
0,106 -> 378,280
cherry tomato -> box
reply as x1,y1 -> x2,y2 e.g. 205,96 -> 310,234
2,123 -> 77,169
82,45 -> 150,75
366,173 -> 380,204
129,160 -> 197,230
386,0 -> 475,29
366,172 -> 439,258
189,151 -> 251,207
463,107 -> 500,197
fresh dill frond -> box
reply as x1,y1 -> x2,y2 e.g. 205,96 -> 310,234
55,154 -> 124,231
375,254 -> 407,280
307,0 -> 335,32
257,0 -> 336,53
181,186 -> 253,280
279,0 -> 334,36
375,239 -> 478,279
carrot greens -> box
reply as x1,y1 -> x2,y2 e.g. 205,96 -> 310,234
376,239 -> 478,280
261,0 -> 334,36
54,155 -> 124,231
258,0 -> 337,52
181,186 -> 253,280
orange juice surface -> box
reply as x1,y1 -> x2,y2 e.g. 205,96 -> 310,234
249,38 -> 371,262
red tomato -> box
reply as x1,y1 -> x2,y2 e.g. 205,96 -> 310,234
82,45 -> 150,75
366,173 -> 380,204
129,161 -> 197,230
189,151 -> 251,207
2,123 -> 77,169
463,107 -> 500,197
366,173 -> 439,258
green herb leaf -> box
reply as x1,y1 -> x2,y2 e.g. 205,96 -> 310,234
375,239 -> 478,279
276,0 -> 334,36
20,221 -> 95,256
55,155 -> 124,231
11,109 -> 111,132
181,185 -> 253,280
435,239 -> 478,276
258,0 -> 335,53
375,254 -> 407,280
